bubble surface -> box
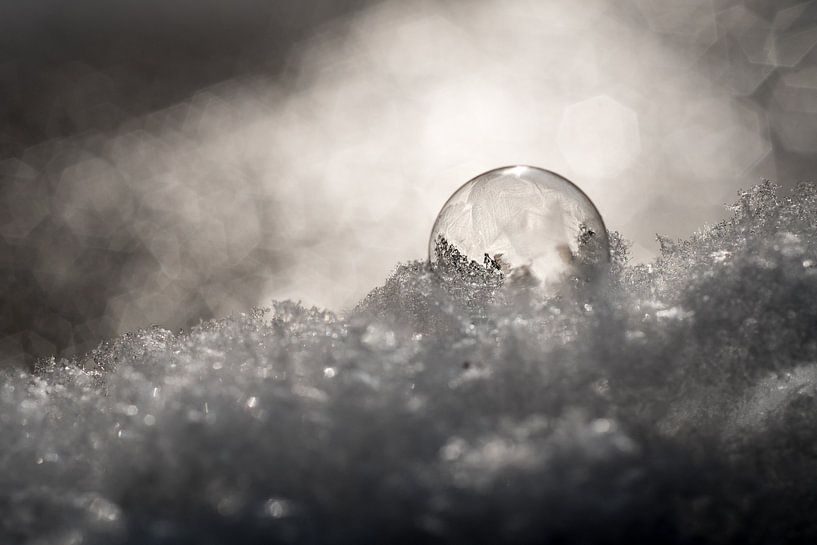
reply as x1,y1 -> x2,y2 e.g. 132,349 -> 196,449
429,166 -> 609,293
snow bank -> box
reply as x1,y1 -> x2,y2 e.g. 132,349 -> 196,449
3,181 -> 817,544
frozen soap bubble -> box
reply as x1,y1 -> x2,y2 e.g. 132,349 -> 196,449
429,166 -> 609,294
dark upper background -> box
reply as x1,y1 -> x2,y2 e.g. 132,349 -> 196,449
1,0 -> 816,368
0,0 -> 375,158
0,0 -> 374,367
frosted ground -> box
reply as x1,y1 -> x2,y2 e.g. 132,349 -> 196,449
4,181 -> 817,544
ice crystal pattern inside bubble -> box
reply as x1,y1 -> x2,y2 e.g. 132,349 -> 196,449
429,166 -> 609,294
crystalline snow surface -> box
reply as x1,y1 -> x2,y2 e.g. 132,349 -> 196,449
5,181 -> 817,543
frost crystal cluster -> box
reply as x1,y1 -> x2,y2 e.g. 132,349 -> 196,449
4,182 -> 817,544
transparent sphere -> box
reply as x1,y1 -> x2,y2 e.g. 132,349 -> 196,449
429,166 -> 609,293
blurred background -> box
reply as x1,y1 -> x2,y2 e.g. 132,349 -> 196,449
1,0 -> 816,368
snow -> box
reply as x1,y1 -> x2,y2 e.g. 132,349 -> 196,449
4,181 -> 817,544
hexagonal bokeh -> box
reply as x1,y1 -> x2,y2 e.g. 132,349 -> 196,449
633,0 -> 717,48
558,95 -> 641,179
663,98 -> 771,184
